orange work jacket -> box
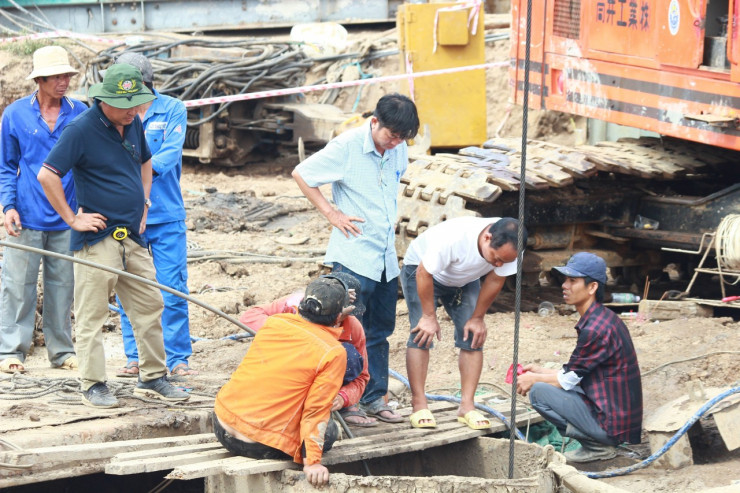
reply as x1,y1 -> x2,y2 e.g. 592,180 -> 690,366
239,293 -> 369,406
214,313 -> 346,465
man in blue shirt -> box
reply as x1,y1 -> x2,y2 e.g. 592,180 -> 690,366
37,64 -> 189,408
107,53 -> 195,379
0,46 -> 85,374
292,94 -> 419,423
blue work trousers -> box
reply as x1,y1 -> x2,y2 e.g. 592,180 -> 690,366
332,263 -> 397,407
118,220 -> 191,371
0,228 -> 75,366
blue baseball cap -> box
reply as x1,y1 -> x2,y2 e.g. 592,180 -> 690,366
552,252 -> 607,284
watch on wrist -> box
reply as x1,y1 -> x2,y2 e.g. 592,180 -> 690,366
145,198 -> 152,208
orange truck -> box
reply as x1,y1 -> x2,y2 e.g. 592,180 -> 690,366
504,0 -> 740,294
510,0 -> 740,149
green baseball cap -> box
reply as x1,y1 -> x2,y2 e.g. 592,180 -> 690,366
88,63 -> 155,109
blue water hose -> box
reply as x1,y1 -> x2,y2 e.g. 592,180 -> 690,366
389,369 -> 526,440
584,386 -> 740,479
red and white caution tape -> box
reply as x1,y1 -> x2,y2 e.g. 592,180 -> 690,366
184,60 -> 507,108
0,30 -> 119,45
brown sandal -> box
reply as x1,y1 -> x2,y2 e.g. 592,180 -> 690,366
170,363 -> 198,377
116,361 -> 139,378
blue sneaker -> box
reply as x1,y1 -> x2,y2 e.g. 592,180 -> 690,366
82,382 -> 119,408
134,376 -> 189,402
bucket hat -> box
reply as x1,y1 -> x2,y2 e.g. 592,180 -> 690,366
26,46 -> 78,80
88,64 -> 155,109
552,252 -> 607,284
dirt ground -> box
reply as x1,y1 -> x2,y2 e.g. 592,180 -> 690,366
1,24 -> 739,493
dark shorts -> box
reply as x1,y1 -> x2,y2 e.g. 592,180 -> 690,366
400,264 -> 482,351
213,412 -> 338,460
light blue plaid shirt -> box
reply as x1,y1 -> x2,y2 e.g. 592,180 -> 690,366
295,121 -> 407,282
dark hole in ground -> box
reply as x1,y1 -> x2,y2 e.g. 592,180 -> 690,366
688,417 -> 740,465
4,472 -> 203,493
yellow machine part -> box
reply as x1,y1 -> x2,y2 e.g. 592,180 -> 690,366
397,2 -> 487,148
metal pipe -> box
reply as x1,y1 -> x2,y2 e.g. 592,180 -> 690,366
332,410 -> 372,477
0,240 -> 255,336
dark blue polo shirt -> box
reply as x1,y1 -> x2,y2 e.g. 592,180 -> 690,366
44,102 -> 152,251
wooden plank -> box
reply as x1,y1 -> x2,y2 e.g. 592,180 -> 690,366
111,441 -> 222,462
0,464 -> 103,489
638,299 -> 713,320
4,433 -> 216,466
223,458 -> 301,476
0,433 -> 216,487
168,456 -> 271,480
157,405 -> 541,481
107,448 -> 233,475
713,400 -> 740,451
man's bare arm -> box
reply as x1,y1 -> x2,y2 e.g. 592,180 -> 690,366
291,169 -> 364,238
38,167 -> 107,232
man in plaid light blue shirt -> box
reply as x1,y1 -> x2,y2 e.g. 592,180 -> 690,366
293,93 -> 419,423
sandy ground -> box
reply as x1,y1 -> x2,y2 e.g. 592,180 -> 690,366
1,24 -> 739,493
7,167 -> 739,492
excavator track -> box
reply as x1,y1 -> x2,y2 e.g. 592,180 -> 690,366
395,137 -> 740,284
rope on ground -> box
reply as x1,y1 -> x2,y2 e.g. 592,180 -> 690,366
0,374 -> 79,401
388,369 -> 526,440
583,386 -> 740,479
642,350 -> 740,376
0,374 -> 216,406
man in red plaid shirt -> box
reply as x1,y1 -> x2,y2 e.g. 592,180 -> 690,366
516,252 -> 643,462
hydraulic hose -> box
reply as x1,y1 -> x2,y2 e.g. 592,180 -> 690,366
389,369 -> 526,441
584,386 -> 740,479
0,239 -> 255,336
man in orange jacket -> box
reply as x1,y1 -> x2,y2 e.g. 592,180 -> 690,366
214,274 -> 357,486
239,272 -> 376,427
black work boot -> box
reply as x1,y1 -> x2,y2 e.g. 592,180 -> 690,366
563,423 -> 617,462
564,439 -> 617,462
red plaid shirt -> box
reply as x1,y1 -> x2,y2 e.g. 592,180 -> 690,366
564,302 -> 643,444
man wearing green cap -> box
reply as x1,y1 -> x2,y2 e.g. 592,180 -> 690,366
38,64 -> 189,408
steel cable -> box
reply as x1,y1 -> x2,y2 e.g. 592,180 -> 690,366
0,240 -> 255,336
87,39 -> 315,127
508,0 -> 533,479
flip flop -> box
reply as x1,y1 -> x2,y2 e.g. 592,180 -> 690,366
338,405 -> 378,427
457,410 -> 492,430
364,403 -> 404,423
0,357 -> 25,374
116,361 -> 139,378
409,409 -> 436,428
58,355 -> 78,370
170,364 -> 199,377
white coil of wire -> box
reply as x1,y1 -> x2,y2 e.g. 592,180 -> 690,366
715,214 -> 740,270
